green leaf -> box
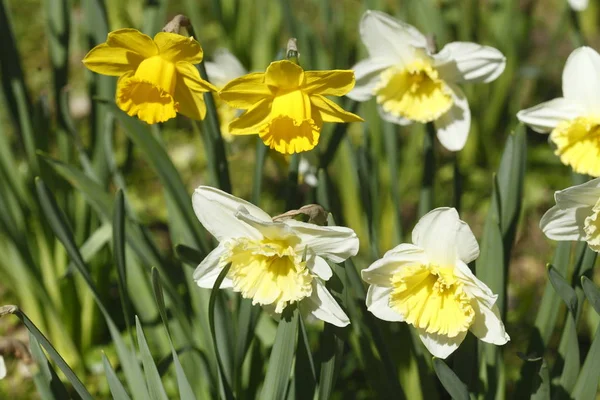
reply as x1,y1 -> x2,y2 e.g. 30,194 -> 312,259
530,359 -> 550,400
548,265 -> 577,315
29,331 -> 70,400
317,323 -> 344,400
103,354 -> 133,400
433,358 -> 469,400
581,276 -> 600,315
418,123 -> 436,218
572,318 -> 600,400
0,306 -> 92,400
293,315 -> 317,400
175,244 -> 206,266
261,307 -> 299,400
113,189 -> 133,337
209,264 -> 235,400
136,317 -> 169,400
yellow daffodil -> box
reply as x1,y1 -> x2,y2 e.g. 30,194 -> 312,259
83,28 -> 217,124
218,60 -> 363,154
192,186 -> 359,325
540,177 -> 600,251
362,208 -> 509,358
205,49 -> 248,141
518,47 -> 600,176
348,11 -> 505,151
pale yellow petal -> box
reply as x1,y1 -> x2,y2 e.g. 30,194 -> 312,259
229,99 -> 272,135
302,70 -> 356,96
154,32 -> 203,63
311,95 -> 363,123
265,60 -> 305,90
219,72 -> 271,109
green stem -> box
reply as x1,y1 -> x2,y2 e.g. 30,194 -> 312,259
286,154 -> 300,210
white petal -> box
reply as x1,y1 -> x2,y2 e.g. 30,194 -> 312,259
359,10 -> 428,64
347,57 -> 395,102
562,46 -> 600,109
192,186 -> 270,241
412,207 -> 477,266
361,244 -> 427,286
434,84 -> 471,152
0,356 -> 5,379
539,205 -> 588,241
285,220 -> 359,263
235,209 -> 294,240
470,302 -> 510,345
434,42 -> 506,84
300,279 -> 350,327
516,98 -> 584,133
569,0 -> 589,12
308,255 -> 333,281
454,261 -> 497,309
205,48 -> 247,87
418,329 -> 467,359
193,244 -> 233,289
554,177 -> 600,206
365,285 -> 404,322
377,104 -> 415,126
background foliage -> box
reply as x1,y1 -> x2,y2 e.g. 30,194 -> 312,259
0,0 -> 599,398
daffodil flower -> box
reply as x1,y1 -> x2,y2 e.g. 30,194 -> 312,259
540,177 -> 600,251
218,60 -> 363,154
518,47 -> 600,176
192,186 -> 359,326
83,29 -> 217,124
205,48 -> 248,141
347,11 -> 506,151
361,208 -> 509,358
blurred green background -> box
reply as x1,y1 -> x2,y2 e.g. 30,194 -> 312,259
1,0 -> 600,398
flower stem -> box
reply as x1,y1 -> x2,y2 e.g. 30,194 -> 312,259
418,123 -> 436,218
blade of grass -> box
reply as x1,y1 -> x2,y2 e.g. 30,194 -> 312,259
29,331 -> 70,400
432,358 -> 469,400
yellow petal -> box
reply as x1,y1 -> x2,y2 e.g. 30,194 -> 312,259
83,43 -> 144,76
219,72 -> 271,109
259,116 -> 321,154
106,28 -> 158,58
265,60 -> 305,90
229,99 -> 272,135
83,28 -> 157,76
173,62 -> 216,120
310,95 -> 363,123
154,32 -> 203,63
302,70 -> 356,96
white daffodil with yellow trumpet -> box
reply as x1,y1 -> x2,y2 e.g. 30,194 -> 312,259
361,208 -> 509,358
192,186 -> 359,326
347,10 -> 506,152
540,177 -> 600,251
518,46 -> 600,177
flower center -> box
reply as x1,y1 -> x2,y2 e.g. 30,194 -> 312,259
389,264 -> 474,337
259,90 -> 320,154
373,59 -> 453,123
583,198 -> 600,251
550,116 -> 600,177
222,237 -> 313,313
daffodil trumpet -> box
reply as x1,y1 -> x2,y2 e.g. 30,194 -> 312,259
347,10 -> 506,152
83,28 -> 216,124
361,207 -> 509,358
192,186 -> 359,326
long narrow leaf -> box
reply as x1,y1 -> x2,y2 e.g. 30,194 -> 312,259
136,317 -> 169,400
